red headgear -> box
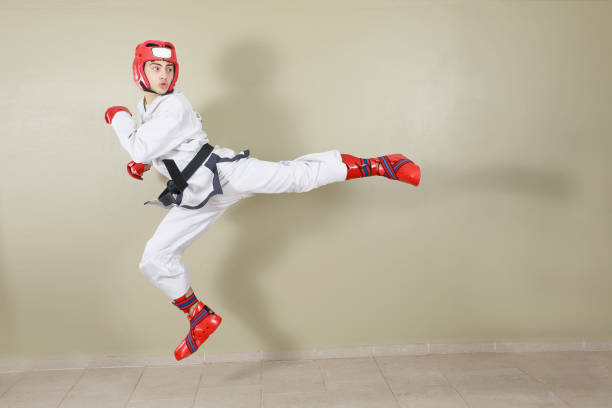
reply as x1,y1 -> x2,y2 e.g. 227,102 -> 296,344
133,40 -> 179,94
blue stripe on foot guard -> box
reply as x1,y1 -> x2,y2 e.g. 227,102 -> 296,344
361,159 -> 369,176
190,310 -> 210,330
187,332 -> 197,352
381,156 -> 397,180
393,159 -> 410,171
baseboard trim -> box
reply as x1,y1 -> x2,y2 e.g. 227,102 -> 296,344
1,341 -> 610,372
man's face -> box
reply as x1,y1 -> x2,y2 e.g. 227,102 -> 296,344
144,60 -> 175,94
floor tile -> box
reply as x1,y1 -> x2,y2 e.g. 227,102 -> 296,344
326,388 -> 399,408
55,367 -> 143,407
126,398 -> 195,408
514,351 -> 608,367
316,357 -> 383,385
554,385 -> 612,408
432,352 -> 527,375
453,373 -> 568,408
200,362 -> 261,388
0,369 -> 83,408
262,361 -> 325,395
262,391 -> 330,408
129,365 -> 202,401
375,355 -> 449,392
395,384 -> 469,408
194,384 -> 262,408
4,369 -> 83,393
528,364 -> 612,388
67,366 -> 144,395
58,393 -> 131,408
591,350 -> 612,363
0,390 -> 67,408
324,378 -> 390,393
0,373 -> 24,397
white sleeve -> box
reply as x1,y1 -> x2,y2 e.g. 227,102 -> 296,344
110,104 -> 188,163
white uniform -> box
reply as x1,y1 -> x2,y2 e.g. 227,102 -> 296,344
111,90 -> 347,299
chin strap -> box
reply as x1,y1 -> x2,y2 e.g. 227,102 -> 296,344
140,81 -> 174,96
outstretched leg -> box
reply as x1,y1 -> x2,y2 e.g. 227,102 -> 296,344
218,149 -> 420,197
218,150 -> 348,196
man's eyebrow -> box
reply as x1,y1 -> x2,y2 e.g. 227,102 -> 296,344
149,62 -> 174,67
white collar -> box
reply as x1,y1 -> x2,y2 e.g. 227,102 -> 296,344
140,89 -> 180,113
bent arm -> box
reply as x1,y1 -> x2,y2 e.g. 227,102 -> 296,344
110,107 -> 188,163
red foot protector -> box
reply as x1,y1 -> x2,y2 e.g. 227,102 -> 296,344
341,153 -> 421,186
174,301 -> 222,361
380,154 -> 420,186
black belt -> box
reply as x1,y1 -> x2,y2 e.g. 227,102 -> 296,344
158,143 -> 214,207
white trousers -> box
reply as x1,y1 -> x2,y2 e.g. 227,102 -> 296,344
138,149 -> 348,299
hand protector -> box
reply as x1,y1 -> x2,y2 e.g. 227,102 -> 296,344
105,106 -> 132,124
127,161 -> 146,180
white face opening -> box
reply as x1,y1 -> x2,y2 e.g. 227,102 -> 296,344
151,47 -> 172,59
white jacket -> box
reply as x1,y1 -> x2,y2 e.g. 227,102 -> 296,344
110,90 -> 248,209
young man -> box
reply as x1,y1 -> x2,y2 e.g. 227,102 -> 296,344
105,40 -> 420,361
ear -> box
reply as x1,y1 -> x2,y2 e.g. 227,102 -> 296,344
143,62 -> 151,84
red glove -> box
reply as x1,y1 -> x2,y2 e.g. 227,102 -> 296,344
127,161 -> 146,180
105,106 -> 132,124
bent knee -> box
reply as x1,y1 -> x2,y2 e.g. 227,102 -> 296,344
139,254 -> 159,280
140,246 -> 186,271
139,250 -> 174,279
138,255 -> 153,273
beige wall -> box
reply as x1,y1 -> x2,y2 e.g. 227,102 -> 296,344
1,0 -> 611,360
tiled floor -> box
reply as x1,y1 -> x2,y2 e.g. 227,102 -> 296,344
1,351 -> 612,407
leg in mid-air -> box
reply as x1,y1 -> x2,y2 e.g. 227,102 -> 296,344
217,149 -> 421,198
138,192 -> 242,361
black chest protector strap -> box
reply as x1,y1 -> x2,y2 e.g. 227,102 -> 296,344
158,143 -> 214,206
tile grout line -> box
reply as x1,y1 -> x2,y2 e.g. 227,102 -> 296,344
54,368 -> 87,408
123,366 -> 146,408
437,369 -> 472,408
0,371 -> 25,400
311,358 -> 331,406
259,360 -> 264,408
372,355 -> 402,408
259,358 -> 267,408
314,357 -> 330,403
190,364 -> 205,408
313,359 -> 328,393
